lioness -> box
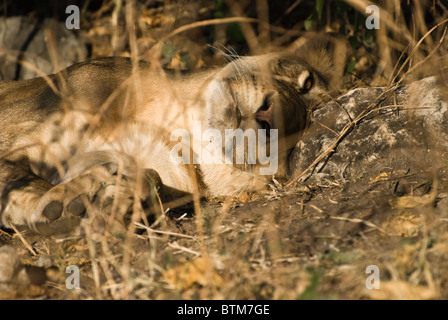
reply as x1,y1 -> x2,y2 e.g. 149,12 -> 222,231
0,36 -> 345,235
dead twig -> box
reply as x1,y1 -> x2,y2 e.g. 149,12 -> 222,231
0,228 -> 13,238
8,222 -> 37,256
328,216 -> 389,235
134,222 -> 197,240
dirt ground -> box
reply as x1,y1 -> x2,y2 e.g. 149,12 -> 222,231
2,164 -> 447,300
1,0 -> 448,300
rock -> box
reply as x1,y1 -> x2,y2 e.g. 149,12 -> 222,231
290,77 -> 448,183
0,245 -> 29,298
437,197 -> 448,215
0,16 -> 87,80
0,245 -> 47,299
36,255 -> 55,269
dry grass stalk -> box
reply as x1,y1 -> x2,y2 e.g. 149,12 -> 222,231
8,223 -> 37,256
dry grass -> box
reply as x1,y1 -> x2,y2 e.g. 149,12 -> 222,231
1,0 -> 448,300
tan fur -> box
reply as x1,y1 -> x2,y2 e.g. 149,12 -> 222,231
0,36 -> 345,234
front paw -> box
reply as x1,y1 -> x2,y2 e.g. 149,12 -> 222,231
30,185 -> 87,235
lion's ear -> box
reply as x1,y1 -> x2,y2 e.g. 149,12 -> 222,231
288,33 -> 348,94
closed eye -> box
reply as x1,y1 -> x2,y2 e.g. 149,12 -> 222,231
225,105 -> 243,127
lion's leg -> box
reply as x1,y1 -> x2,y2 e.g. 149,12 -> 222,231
0,158 -> 92,234
0,157 -> 171,235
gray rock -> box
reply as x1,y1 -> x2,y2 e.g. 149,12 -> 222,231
290,77 -> 448,182
0,244 -> 47,298
0,245 -> 28,295
0,16 -> 87,80
438,197 -> 448,215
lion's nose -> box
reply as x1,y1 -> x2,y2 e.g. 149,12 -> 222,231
255,101 -> 274,131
